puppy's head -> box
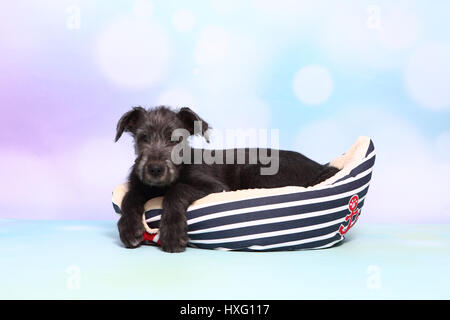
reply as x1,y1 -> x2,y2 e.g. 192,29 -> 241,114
115,106 -> 210,186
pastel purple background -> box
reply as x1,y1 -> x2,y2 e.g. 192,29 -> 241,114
1,1 -> 449,222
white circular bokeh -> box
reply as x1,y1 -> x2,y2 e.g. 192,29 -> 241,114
317,4 -> 380,66
435,131 -> 450,161
255,0 -> 315,15
404,43 -> 450,110
172,9 -> 195,32
316,3 -> 414,69
157,88 -> 196,108
378,7 -> 421,50
195,26 -> 231,65
132,0 -> 154,19
96,18 -> 170,88
210,0 -> 235,13
293,65 -> 334,105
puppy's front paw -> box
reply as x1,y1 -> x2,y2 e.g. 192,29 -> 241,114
159,228 -> 189,253
161,242 -> 186,253
117,215 -> 144,248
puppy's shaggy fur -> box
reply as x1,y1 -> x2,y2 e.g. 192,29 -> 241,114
116,106 -> 339,253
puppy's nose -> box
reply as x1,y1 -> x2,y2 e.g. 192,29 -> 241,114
148,164 -> 165,178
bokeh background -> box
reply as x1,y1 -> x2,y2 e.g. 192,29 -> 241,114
1,0 -> 449,222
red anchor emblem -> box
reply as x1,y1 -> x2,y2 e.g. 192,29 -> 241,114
339,195 -> 360,235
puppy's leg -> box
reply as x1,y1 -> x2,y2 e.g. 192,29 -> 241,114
159,182 -> 225,253
117,190 -> 147,248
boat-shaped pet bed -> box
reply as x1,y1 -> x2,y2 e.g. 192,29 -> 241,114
113,136 -> 375,251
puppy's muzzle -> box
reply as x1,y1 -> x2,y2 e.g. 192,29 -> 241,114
147,163 -> 166,178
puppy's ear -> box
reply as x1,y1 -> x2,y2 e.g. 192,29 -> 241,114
115,107 -> 146,142
177,107 -> 211,142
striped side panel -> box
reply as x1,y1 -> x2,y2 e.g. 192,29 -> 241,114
144,176 -> 372,250
188,197 -> 366,251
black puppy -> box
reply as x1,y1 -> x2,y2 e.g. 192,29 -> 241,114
115,106 -> 339,253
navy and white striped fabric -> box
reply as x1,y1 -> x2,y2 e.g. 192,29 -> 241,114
113,137 -> 375,251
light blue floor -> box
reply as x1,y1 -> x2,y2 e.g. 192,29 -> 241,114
0,219 -> 449,299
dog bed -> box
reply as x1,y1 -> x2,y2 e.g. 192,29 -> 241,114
112,136 -> 375,251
